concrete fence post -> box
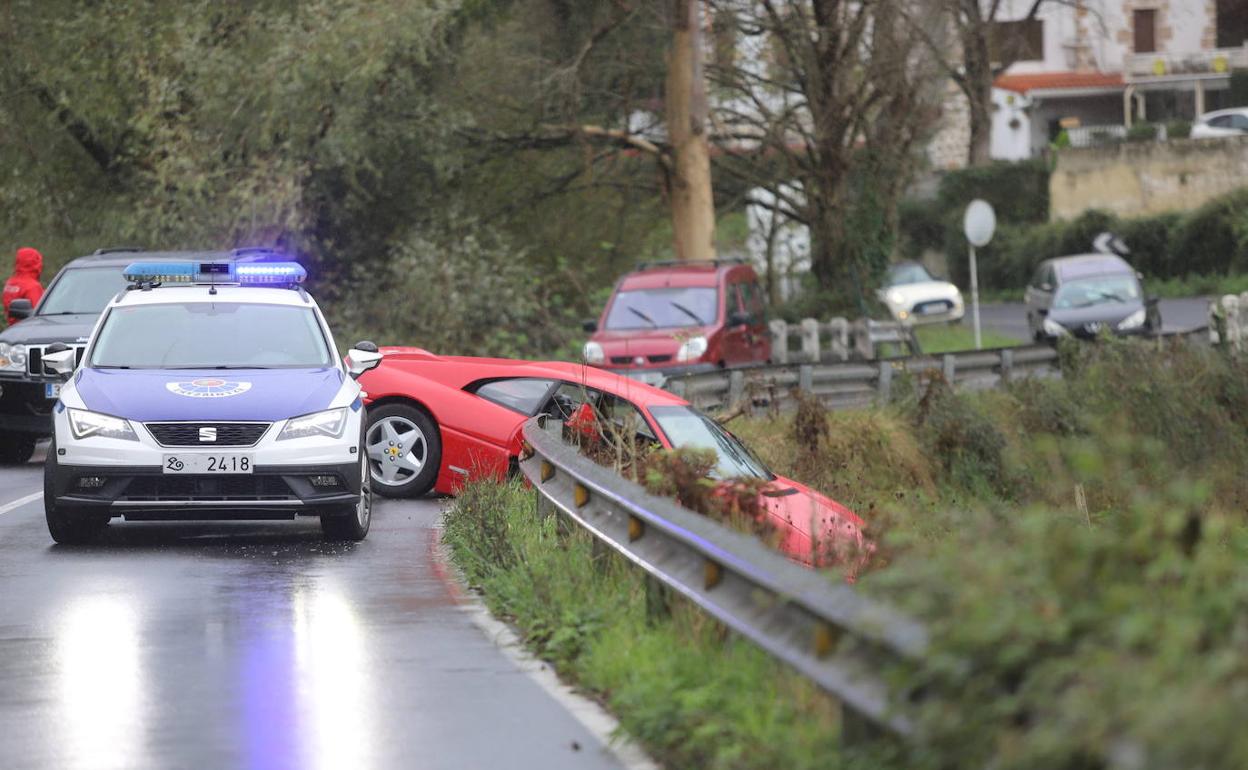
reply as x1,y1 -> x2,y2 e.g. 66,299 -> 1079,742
942,354 -> 956,383
1223,295 -> 1241,353
798,364 -> 813,394
800,318 -> 821,363
728,369 -> 745,406
769,319 -> 789,365
877,361 -> 892,402
827,318 -> 850,361
999,348 -> 1013,385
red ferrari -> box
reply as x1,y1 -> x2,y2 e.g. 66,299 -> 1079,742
358,347 -> 869,570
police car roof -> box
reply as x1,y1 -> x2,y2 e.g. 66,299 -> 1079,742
64,248 -> 280,270
110,284 -> 313,308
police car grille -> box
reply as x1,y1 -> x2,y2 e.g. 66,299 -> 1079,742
146,422 -> 270,447
119,475 -> 295,502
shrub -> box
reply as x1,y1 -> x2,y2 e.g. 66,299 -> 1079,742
1165,119 -> 1191,139
1126,121 -> 1158,142
1169,187 -> 1248,275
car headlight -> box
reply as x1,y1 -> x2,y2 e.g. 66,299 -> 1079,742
887,289 -> 905,306
1042,317 -> 1069,337
1117,309 -> 1147,330
582,341 -> 605,365
68,408 -> 138,441
277,408 -> 348,441
0,342 -> 27,371
676,335 -> 709,363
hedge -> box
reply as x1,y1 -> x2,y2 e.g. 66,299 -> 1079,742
911,183 -> 1248,292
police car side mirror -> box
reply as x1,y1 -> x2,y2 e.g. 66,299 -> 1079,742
346,342 -> 383,380
44,343 -> 75,379
9,298 -> 32,320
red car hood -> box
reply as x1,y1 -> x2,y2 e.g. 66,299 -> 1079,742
591,327 -> 709,361
761,476 -> 873,578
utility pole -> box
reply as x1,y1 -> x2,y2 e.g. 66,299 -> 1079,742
665,0 -> 716,262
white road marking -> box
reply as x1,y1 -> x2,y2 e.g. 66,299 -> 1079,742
432,534 -> 659,770
0,491 -> 42,517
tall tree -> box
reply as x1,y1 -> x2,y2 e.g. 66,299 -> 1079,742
708,0 -> 944,305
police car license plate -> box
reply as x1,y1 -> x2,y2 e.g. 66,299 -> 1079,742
162,454 -> 253,475
45,383 -> 61,399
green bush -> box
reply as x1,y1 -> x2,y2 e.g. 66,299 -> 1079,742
1126,121 -> 1158,142
1169,188 -> 1248,275
1165,119 -> 1191,139
935,159 -> 1050,226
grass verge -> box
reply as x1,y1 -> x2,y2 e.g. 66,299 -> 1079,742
442,481 -> 895,770
914,323 -> 1019,353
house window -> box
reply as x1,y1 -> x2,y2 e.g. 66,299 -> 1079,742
1217,0 -> 1248,48
1133,9 -> 1157,53
989,18 -> 1044,63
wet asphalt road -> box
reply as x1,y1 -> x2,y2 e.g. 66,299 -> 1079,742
976,296 -> 1210,342
0,447 -> 626,770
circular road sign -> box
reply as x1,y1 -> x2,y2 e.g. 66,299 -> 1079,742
963,199 -> 996,247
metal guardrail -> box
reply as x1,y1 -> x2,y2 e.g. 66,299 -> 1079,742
666,343 -> 1058,412
518,415 -> 928,738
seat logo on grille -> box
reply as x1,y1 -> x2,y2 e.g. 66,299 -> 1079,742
199,427 -> 218,442
166,378 -> 253,398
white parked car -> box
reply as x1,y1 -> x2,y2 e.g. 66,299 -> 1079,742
1190,108 -> 1248,139
877,261 -> 965,325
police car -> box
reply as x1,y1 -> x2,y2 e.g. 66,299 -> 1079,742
41,259 -> 381,544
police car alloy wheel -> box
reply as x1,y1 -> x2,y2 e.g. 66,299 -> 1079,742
365,404 -> 440,499
42,258 -> 378,541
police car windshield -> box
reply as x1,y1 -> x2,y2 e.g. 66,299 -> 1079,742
90,303 -> 333,369
39,267 -> 128,315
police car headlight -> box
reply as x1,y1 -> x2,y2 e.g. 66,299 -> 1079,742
0,342 -> 27,371
68,408 -> 138,441
675,335 -> 708,363
278,408 -> 348,441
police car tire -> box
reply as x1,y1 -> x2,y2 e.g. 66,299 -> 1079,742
0,433 -> 36,465
366,403 -> 440,499
321,436 -> 372,542
44,441 -> 108,544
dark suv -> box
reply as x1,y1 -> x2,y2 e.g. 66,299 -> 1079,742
0,247 -> 275,463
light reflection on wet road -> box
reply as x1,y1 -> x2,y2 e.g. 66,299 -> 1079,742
0,452 -> 626,770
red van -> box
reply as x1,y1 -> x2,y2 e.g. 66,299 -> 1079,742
582,259 -> 771,381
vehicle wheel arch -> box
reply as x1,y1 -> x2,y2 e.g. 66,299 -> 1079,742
365,395 -> 442,440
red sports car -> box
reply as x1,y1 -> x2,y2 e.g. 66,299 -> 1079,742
358,348 -> 869,570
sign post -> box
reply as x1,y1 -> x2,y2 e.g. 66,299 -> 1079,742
963,199 -> 996,350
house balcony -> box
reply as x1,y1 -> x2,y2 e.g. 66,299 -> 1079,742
1126,46 -> 1248,83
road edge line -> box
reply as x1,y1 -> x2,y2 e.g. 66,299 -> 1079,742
0,491 -> 42,517
430,526 -> 661,770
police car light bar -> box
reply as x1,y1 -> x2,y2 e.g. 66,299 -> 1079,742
123,261 -> 306,286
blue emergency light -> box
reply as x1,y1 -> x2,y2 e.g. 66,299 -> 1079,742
123,261 -> 306,286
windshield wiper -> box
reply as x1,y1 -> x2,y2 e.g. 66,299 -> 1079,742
669,301 -> 705,325
1089,290 -> 1127,303
626,306 -> 658,327
163,365 -> 275,370
37,311 -> 92,316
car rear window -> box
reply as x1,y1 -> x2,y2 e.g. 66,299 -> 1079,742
468,378 -> 555,414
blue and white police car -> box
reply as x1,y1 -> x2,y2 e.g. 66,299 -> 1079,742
41,259 -> 382,544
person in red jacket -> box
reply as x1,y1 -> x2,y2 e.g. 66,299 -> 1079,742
3,247 -> 44,326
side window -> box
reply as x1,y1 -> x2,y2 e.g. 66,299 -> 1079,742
740,281 -> 765,320
598,393 -> 657,442
468,378 -> 556,414
1030,265 -> 1047,288
543,383 -> 656,444
727,281 -> 746,314
1209,115 -> 1232,129
542,382 -> 600,422
1231,114 -> 1248,131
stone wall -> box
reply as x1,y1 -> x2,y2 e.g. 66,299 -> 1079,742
1050,136 -> 1248,220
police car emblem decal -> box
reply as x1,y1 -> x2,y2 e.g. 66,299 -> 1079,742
166,378 -> 253,398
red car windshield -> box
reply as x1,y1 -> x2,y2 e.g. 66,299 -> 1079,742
603,287 -> 717,330
648,405 -> 774,480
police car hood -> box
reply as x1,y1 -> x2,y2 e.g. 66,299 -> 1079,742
74,367 -> 345,422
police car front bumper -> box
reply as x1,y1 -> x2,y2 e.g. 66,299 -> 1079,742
49,409 -> 365,518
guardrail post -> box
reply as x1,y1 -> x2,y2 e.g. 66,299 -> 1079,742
999,348 -> 1013,384
644,575 -> 670,622
728,370 -> 745,406
942,353 -> 956,382
798,364 -> 813,394
769,319 -> 789,365
827,317 -> 850,361
877,361 -> 892,402
800,318 -> 820,362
